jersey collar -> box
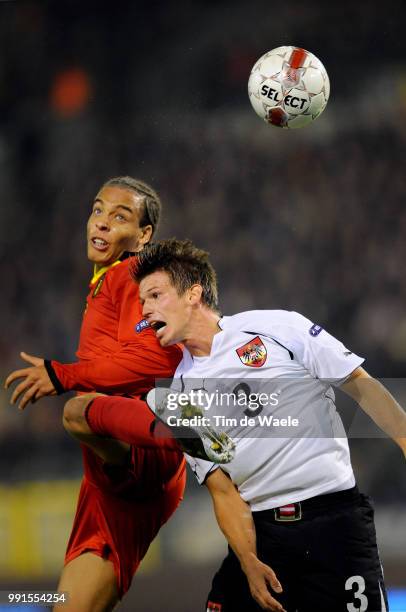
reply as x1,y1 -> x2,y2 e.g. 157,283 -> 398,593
217,317 -> 226,330
90,251 -> 135,285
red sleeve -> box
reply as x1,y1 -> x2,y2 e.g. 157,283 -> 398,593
50,342 -> 181,396
49,262 -> 182,397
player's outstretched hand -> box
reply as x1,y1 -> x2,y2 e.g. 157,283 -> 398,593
242,552 -> 286,612
4,352 -> 57,410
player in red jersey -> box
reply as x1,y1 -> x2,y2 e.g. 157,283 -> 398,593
5,177 -> 186,612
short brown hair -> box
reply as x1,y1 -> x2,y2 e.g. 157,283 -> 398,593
102,176 -> 161,237
132,238 -> 219,310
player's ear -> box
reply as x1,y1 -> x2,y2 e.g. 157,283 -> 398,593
189,284 -> 203,305
136,225 -> 153,251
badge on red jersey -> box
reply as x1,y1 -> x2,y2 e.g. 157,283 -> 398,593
236,336 -> 267,367
135,318 -> 150,333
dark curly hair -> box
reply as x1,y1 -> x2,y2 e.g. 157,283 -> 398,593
132,238 -> 219,311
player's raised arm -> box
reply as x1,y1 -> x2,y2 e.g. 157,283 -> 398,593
42,264 -> 183,397
5,335 -> 182,409
205,469 -> 285,612
341,366 -> 406,458
48,338 -> 181,396
4,268 -> 183,408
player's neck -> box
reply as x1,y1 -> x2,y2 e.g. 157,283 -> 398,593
183,309 -> 221,357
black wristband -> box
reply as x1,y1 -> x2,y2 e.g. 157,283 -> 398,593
44,360 -> 66,395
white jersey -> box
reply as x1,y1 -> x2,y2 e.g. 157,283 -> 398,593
173,310 -> 364,511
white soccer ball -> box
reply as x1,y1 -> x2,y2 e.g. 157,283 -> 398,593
248,46 -> 330,129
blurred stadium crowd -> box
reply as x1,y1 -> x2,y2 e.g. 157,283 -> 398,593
0,1 -> 405,605
0,0 -> 405,483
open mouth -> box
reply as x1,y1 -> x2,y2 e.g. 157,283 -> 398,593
91,237 -> 109,251
150,321 -> 167,333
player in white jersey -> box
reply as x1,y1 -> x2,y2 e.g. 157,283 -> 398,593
135,238 -> 406,612
158,308 -> 361,511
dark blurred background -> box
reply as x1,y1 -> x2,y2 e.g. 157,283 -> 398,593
0,1 -> 405,610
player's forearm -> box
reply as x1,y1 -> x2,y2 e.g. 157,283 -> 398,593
361,381 -> 406,454
343,375 -> 406,454
49,360 -> 151,395
211,488 -> 258,569
49,352 -> 179,396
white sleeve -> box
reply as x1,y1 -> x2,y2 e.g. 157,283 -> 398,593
270,311 -> 365,386
185,454 -> 219,484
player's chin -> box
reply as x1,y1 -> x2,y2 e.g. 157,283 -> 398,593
156,328 -> 172,347
157,335 -> 170,347
87,244 -> 111,264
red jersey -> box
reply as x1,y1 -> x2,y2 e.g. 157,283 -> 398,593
46,254 -> 185,596
49,256 -> 182,396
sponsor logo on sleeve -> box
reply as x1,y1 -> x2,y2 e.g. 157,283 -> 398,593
135,319 -> 150,333
236,336 -> 267,367
309,323 -> 323,337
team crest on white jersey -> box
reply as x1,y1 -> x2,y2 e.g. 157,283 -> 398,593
236,336 -> 267,367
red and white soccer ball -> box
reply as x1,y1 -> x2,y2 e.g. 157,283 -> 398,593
248,46 -> 330,129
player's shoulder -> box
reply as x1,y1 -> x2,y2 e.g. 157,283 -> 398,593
106,254 -> 136,276
105,256 -> 138,289
220,309 -> 311,333
100,257 -> 139,308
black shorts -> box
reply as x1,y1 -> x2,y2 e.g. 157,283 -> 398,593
206,486 -> 388,612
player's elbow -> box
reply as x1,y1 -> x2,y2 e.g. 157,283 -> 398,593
63,396 -> 90,436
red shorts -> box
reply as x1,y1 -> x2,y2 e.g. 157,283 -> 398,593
65,396 -> 186,597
